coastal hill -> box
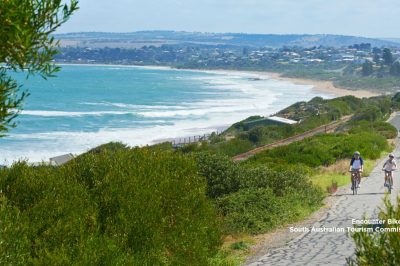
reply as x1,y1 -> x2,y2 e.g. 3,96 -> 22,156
381,38 -> 400,44
54,31 -> 400,49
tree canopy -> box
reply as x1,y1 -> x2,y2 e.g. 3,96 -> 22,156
390,61 -> 400,77
361,60 -> 374,76
0,0 -> 78,135
382,48 -> 393,66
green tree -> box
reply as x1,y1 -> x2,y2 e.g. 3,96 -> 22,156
361,60 -> 374,76
0,0 -> 78,135
372,47 -> 381,64
382,48 -> 393,65
390,61 -> 400,77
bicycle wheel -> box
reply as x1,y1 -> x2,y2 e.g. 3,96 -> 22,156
353,177 -> 357,195
388,176 -> 393,194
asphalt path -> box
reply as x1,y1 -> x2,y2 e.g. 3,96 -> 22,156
246,113 -> 400,266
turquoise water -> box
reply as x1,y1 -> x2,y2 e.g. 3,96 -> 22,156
0,65 -> 332,164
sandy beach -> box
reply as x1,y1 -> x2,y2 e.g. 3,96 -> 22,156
192,68 -> 381,98
262,71 -> 380,98
179,68 -> 381,98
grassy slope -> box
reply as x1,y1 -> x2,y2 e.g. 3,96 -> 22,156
312,152 -> 390,193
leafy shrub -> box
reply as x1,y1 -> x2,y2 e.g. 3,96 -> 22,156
349,121 -> 398,139
195,153 -> 243,199
247,126 -> 266,143
352,105 -> 383,122
230,241 -> 249,251
212,138 -> 254,157
216,187 -> 322,234
216,188 -> 286,234
348,196 -> 400,265
227,115 -> 263,132
209,132 -> 225,144
391,92 -> 400,110
277,95 -> 360,123
0,196 -> 30,265
241,125 -> 294,145
196,153 -> 324,234
247,132 -> 389,168
0,149 -> 221,265
87,141 -> 128,154
179,142 -> 200,153
329,96 -> 361,113
148,141 -> 174,151
365,96 -> 392,117
239,166 -> 322,203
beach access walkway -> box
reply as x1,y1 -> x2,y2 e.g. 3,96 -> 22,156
233,115 -> 353,161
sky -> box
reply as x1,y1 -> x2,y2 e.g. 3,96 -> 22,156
59,0 -> 400,38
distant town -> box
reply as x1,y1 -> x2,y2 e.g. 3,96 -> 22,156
55,32 -> 400,92
56,43 -> 399,69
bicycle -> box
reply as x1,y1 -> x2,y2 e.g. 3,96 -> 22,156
383,169 -> 396,194
350,169 -> 361,195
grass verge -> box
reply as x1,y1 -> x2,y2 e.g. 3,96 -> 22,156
218,148 -> 395,265
312,150 -> 393,194
209,235 -> 255,266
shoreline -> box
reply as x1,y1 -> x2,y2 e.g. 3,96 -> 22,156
56,62 -> 339,153
262,71 -> 380,98
59,62 -> 381,98
3,63 -> 380,164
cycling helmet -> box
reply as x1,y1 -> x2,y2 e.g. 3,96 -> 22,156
354,151 -> 360,155
389,153 -> 395,158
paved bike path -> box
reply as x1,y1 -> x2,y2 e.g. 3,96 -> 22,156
246,114 -> 400,266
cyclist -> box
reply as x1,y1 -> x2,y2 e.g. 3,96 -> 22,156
383,153 -> 397,187
349,151 -> 363,189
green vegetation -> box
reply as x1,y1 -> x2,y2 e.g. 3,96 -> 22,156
2,3 -> 399,264
286,65 -> 400,92
246,132 -> 389,168
1,93 -> 399,264
86,141 -> 128,154
312,158 -> 381,193
199,96 -> 356,157
348,196 -> 400,265
236,94 -> 396,193
334,76 -> 400,91
362,60 -> 374,76
186,95 -> 395,159
195,153 -> 324,234
0,0 -> 78,134
348,121 -> 397,139
278,51 -> 400,92
0,149 -> 221,265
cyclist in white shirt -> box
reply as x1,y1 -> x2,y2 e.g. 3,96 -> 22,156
383,153 -> 397,187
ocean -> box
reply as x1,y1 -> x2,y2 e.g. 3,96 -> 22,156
0,64 -> 332,164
